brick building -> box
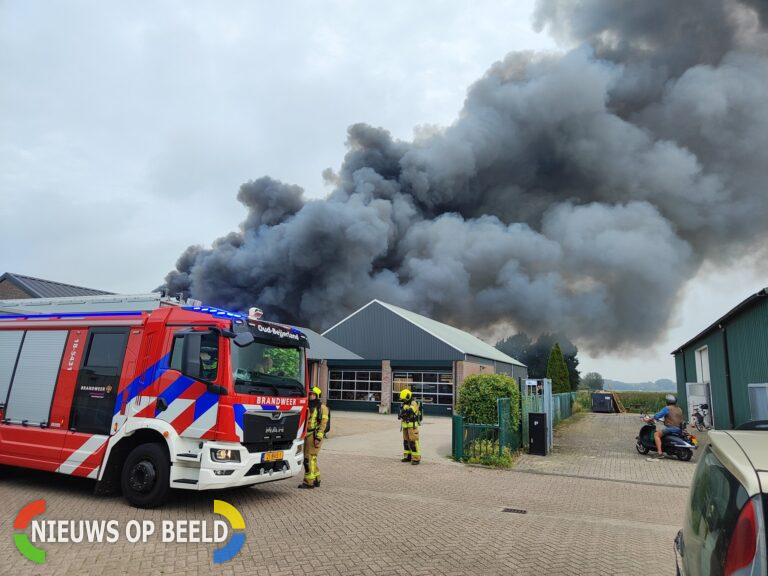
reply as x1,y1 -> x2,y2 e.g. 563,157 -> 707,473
322,300 -> 527,415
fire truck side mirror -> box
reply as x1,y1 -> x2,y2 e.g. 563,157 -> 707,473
233,332 -> 254,347
180,332 -> 202,380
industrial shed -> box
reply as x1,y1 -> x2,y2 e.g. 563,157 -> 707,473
322,300 -> 527,415
294,326 -> 362,402
673,287 -> 768,429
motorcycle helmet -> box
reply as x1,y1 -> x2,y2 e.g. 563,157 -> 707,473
399,389 -> 412,402
310,386 -> 322,398
665,394 -> 677,405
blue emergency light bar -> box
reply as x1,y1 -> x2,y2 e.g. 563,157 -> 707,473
183,306 -> 245,319
182,306 -> 303,335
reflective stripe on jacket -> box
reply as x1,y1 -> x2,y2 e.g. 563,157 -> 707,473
400,401 -> 420,429
308,404 -> 329,440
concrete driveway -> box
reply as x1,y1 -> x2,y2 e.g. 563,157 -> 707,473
514,412 -> 702,487
322,410 -> 455,465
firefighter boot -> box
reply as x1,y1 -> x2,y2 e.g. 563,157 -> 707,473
409,430 -> 421,465
402,434 -> 411,462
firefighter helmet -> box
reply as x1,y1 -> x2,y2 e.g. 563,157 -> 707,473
399,389 -> 412,401
311,386 -> 322,398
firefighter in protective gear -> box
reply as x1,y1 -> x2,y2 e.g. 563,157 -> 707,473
200,348 -> 218,380
398,389 -> 421,464
299,386 -> 329,489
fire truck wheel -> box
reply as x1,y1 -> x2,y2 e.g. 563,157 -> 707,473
121,443 -> 170,508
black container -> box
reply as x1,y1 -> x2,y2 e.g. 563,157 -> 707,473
528,412 -> 548,456
591,393 -> 614,413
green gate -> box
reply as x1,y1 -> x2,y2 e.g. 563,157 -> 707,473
452,398 -> 520,460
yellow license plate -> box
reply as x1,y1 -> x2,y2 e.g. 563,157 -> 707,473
264,451 -> 283,461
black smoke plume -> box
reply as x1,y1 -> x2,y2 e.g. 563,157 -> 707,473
162,0 -> 768,354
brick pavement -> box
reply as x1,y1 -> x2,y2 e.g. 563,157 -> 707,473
0,412 -> 689,576
515,412 -> 703,487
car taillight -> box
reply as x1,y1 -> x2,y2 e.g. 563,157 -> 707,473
724,499 -> 757,576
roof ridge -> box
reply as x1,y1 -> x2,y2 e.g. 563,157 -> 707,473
375,300 -> 524,367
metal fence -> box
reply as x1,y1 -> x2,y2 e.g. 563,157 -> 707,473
520,391 -> 577,451
552,392 -> 578,425
453,391 -> 578,460
452,398 -> 519,461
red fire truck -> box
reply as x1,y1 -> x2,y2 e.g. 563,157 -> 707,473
0,297 -> 309,507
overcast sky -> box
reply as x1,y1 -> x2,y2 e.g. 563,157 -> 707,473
1,1 -> 764,382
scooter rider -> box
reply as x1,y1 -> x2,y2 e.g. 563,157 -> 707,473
645,394 -> 684,460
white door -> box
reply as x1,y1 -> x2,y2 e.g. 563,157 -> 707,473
686,381 -> 713,428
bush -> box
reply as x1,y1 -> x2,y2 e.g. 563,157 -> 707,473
456,374 -> 521,432
464,439 -> 514,468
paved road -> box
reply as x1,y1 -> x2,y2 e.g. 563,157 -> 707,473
515,412 -> 704,487
1,412 -> 690,575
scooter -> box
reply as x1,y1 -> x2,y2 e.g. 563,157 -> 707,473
635,416 -> 698,461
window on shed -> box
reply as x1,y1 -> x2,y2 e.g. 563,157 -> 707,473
695,346 -> 710,383
393,371 -> 453,405
327,369 -> 382,402
748,384 -> 768,421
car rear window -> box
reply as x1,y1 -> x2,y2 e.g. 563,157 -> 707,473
685,446 -> 750,575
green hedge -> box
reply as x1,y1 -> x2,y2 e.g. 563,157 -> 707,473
456,373 -> 521,432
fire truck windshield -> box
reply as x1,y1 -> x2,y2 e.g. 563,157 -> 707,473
231,340 -> 305,397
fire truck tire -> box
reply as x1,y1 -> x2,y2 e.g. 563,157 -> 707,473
121,443 -> 170,508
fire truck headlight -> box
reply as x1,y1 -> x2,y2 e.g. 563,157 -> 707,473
211,449 -> 241,462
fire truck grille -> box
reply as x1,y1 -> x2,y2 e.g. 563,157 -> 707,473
242,441 -> 294,453
242,410 -> 300,446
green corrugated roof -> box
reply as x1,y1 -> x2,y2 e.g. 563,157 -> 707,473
671,287 -> 768,354
374,300 -> 525,367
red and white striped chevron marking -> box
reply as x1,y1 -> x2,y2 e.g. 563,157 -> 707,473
57,434 -> 110,479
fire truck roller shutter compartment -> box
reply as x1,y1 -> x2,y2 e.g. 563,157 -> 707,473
5,330 -> 68,424
0,330 -> 25,406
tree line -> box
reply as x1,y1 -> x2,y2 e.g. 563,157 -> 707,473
495,332 -> 598,394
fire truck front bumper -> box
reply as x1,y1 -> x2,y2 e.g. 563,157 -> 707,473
192,440 -> 304,490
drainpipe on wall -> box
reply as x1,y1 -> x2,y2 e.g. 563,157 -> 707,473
680,352 -> 688,419
720,324 -> 736,429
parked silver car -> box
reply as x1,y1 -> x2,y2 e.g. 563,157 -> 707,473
675,421 -> 767,575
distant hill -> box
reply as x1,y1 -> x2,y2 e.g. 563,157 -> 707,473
602,378 -> 676,392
